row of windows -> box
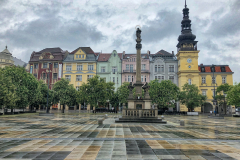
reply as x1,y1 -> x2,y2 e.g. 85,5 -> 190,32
124,75 -> 147,82
201,67 -> 226,72
125,64 -> 146,70
36,73 -> 58,79
154,76 -> 175,83
65,75 -> 93,81
201,76 -> 226,84
201,90 -> 226,97
66,65 -> 94,71
76,55 -> 84,58
34,63 -> 59,69
155,65 -> 174,72
101,66 -> 117,73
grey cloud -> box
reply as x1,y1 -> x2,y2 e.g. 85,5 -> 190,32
224,41 -> 240,48
141,9 -> 182,43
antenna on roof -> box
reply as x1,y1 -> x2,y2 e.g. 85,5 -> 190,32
185,0 -> 187,8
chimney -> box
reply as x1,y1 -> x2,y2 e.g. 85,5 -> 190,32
172,51 -> 174,55
147,50 -> 150,55
123,51 -> 125,55
200,63 -> 203,66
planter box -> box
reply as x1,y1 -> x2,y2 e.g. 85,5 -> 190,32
187,112 -> 198,116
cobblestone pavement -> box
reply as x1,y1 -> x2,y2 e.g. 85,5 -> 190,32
0,113 -> 240,159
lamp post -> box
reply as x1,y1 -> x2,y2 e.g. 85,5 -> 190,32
46,63 -> 52,114
212,64 -> 217,116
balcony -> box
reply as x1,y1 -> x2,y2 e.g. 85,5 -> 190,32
123,70 -> 150,73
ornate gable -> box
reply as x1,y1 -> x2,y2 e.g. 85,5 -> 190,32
39,52 -> 54,60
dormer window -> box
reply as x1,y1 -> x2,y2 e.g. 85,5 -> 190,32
221,67 -> 226,72
201,67 -> 205,72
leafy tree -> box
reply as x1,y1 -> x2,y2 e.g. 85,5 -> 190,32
149,80 -> 180,109
2,66 -> 39,111
179,83 -> 207,112
227,83 -> 240,107
215,83 -> 232,114
53,78 -> 77,113
117,82 -> 129,104
0,68 -> 18,114
76,83 -> 88,108
110,92 -> 120,109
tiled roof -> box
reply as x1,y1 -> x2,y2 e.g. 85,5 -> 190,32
70,47 -> 94,54
155,50 -> 173,56
98,54 -> 111,62
118,53 -> 123,59
63,54 -> 96,62
29,47 -> 66,62
198,65 -> 233,73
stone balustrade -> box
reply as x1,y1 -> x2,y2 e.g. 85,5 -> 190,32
122,108 -> 158,118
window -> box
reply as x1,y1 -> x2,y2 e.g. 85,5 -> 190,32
157,76 -> 164,81
126,64 -> 129,70
130,64 -> 133,72
202,90 -> 206,96
79,55 -> 81,58
169,76 -> 174,83
34,64 -> 38,69
87,75 -> 93,79
155,65 -> 157,72
160,65 -> 164,72
222,77 -> 226,84
188,79 -> 192,85
34,74 -> 37,78
155,76 -> 157,80
101,67 -> 105,72
212,90 -> 216,97
42,73 -> 46,79
141,75 -> 143,82
145,75 -> 147,82
66,65 -> 72,71
132,76 -> 134,82
202,77 -> 206,84
134,58 -> 135,62
77,65 -> 83,71
76,86 -> 79,91
76,55 -> 78,58
158,65 -> 160,72
113,77 -> 115,83
112,66 -> 117,73
43,63 -> 47,68
125,75 -> 127,82
141,64 -> 146,70
53,73 -> 57,79
54,63 -> 58,68
88,65 -> 94,70
82,55 -> 84,58
65,75 -> 71,81
76,75 -> 82,81
169,65 -> 174,72
128,75 -> 131,82
212,77 -> 216,84
221,67 -> 226,72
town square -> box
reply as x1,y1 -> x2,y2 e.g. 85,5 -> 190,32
0,0 -> 240,159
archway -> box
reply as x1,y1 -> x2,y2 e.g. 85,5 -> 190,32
202,102 -> 213,113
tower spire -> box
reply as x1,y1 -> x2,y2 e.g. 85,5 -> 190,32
185,0 -> 187,8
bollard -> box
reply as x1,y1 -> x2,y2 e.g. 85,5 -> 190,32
180,120 -> 185,126
98,119 -> 103,125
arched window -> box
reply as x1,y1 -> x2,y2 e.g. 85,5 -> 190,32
188,79 -> 192,85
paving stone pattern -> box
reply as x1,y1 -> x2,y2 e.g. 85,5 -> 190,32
0,114 -> 240,159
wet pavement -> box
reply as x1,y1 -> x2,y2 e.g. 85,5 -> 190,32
0,113 -> 240,159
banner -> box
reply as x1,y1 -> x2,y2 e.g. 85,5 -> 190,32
59,64 -> 62,78
30,65 -> 33,74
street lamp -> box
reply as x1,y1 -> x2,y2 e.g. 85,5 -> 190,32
46,63 -> 52,114
212,64 -> 217,116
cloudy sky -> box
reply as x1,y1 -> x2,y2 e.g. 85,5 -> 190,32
0,0 -> 239,82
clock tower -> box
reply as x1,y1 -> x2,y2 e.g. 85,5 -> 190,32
176,0 -> 201,112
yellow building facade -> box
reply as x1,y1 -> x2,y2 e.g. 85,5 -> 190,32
0,46 -> 14,68
176,3 -> 234,113
62,47 -> 97,89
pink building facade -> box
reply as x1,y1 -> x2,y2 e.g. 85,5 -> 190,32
122,53 -> 150,84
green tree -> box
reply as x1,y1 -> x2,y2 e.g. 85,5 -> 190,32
76,83 -> 88,108
110,92 -> 120,110
179,83 -> 207,112
215,83 -> 232,114
0,68 -> 18,114
117,82 -> 129,104
53,78 -> 77,113
149,80 -> 180,109
227,83 -> 240,107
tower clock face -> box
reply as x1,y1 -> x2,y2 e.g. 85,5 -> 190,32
187,58 -> 192,63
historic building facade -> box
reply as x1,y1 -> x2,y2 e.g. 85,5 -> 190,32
96,50 -> 122,91
176,2 -> 234,112
29,47 -> 68,89
150,50 -> 178,85
0,46 -> 14,68
63,47 -> 97,90
122,52 -> 150,84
